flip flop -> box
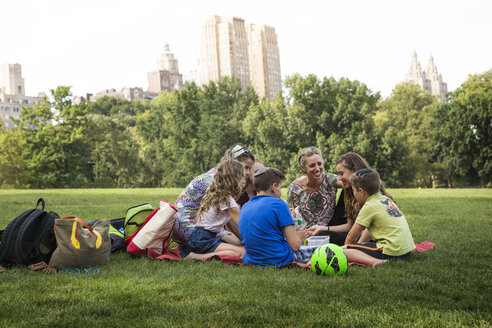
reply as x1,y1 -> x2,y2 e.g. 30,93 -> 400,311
27,261 -> 58,274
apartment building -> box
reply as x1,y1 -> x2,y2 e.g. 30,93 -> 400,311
200,15 -> 282,100
0,63 -> 44,128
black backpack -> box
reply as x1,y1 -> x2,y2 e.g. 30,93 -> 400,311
0,198 -> 59,266
87,217 -> 126,253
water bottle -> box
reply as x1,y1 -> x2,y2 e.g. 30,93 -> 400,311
293,207 -> 303,229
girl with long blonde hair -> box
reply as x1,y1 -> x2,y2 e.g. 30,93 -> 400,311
173,144 -> 255,244
180,159 -> 246,260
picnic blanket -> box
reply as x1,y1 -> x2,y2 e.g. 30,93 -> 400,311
146,241 -> 436,268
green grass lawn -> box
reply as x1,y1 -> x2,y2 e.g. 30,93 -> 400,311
0,188 -> 491,327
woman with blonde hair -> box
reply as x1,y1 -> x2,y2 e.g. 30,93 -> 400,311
180,159 -> 246,259
287,147 -> 346,245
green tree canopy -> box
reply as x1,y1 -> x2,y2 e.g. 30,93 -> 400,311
430,70 -> 492,186
376,82 -> 439,187
244,74 -> 381,183
15,87 -> 91,188
2,71 -> 490,189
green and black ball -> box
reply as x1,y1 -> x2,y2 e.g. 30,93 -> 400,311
311,243 -> 348,276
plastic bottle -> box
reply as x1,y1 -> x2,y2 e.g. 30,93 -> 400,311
293,207 -> 303,229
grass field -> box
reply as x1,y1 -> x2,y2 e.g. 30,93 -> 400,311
0,188 -> 491,327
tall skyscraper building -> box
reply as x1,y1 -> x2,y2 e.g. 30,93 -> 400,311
201,16 -> 250,90
200,15 -> 282,100
247,23 -> 282,100
405,51 -> 448,102
147,43 -> 183,94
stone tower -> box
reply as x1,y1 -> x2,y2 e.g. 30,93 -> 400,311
405,51 -> 448,102
1,63 -> 25,96
158,43 -> 179,75
0,63 -> 44,128
147,43 -> 183,94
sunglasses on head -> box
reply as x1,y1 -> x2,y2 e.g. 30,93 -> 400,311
300,146 -> 317,154
353,168 -> 373,177
232,145 -> 252,159
298,146 -> 319,164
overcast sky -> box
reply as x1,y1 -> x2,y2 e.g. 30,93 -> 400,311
2,0 -> 491,99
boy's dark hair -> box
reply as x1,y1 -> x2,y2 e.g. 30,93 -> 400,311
349,169 -> 381,195
254,167 -> 284,192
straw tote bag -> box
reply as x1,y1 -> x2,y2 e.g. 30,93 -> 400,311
49,216 -> 110,269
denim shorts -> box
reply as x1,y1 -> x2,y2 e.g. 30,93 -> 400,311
292,246 -> 318,264
173,220 -> 230,244
180,227 -> 224,257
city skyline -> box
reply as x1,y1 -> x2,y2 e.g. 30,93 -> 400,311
1,0 -> 491,99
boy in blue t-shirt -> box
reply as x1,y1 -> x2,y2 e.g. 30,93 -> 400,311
239,167 -> 310,266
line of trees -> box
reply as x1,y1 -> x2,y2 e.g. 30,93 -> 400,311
0,71 -> 490,189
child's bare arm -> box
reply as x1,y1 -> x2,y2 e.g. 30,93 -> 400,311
344,223 -> 365,245
357,228 -> 372,243
329,221 -> 354,233
283,225 -> 308,251
226,207 -> 241,237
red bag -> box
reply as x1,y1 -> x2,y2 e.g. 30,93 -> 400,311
125,200 -> 177,257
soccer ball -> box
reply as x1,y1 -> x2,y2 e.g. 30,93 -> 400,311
311,243 -> 348,276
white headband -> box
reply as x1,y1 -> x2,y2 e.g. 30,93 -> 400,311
232,145 -> 249,159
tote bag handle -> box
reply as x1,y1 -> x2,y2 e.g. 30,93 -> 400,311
60,216 -> 94,232
60,216 -> 102,249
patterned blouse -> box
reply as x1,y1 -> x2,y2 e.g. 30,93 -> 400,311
173,168 -> 216,242
286,172 -> 338,227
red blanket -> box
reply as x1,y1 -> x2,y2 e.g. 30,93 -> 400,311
147,241 -> 436,268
